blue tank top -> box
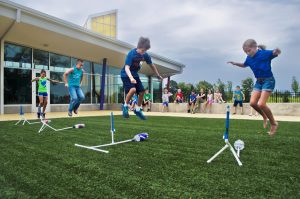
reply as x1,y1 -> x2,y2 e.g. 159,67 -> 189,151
68,65 -> 83,87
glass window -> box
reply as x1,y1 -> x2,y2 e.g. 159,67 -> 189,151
152,77 -> 162,103
4,68 -> 32,104
50,53 -> 71,72
108,66 -> 123,103
33,49 -> 49,70
50,72 -> 69,104
4,43 -> 32,69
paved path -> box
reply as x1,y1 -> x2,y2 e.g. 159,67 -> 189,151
1,111 -> 299,122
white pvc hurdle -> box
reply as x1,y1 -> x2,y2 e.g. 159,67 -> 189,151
15,105 -> 41,126
207,106 -> 243,166
75,112 -> 148,154
38,119 -> 85,133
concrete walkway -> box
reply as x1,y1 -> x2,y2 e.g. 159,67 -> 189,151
1,111 -> 299,122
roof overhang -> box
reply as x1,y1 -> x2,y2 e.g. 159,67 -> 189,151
0,0 -> 185,76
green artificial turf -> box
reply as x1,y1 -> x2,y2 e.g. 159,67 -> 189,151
0,116 -> 299,199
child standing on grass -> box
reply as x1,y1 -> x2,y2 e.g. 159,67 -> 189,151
31,69 -> 59,119
162,88 -> 172,112
228,39 -> 281,136
232,86 -> 245,115
121,37 -> 163,120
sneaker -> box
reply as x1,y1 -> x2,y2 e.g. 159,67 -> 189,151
134,109 -> 146,120
68,111 -> 72,117
37,112 -> 40,119
122,105 -> 129,118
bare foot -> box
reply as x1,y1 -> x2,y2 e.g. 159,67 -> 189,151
269,122 -> 279,136
263,118 -> 268,128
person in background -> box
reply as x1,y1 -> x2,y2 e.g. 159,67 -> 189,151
162,88 -> 173,112
142,89 -> 152,112
232,85 -> 245,115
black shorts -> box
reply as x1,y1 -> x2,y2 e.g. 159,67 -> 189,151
233,100 -> 243,107
143,100 -> 151,106
121,76 -> 145,94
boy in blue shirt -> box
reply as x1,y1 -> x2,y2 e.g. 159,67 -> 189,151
232,86 -> 245,115
121,37 -> 163,120
228,39 -> 281,136
187,90 -> 197,114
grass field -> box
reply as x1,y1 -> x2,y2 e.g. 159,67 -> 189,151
0,116 -> 299,199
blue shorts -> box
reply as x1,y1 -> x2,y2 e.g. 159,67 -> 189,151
233,100 -> 243,107
121,76 -> 144,94
163,102 -> 169,107
38,92 -> 48,97
254,76 -> 275,92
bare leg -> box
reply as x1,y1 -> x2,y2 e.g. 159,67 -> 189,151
233,106 -> 236,114
250,91 -> 268,128
43,97 -> 48,113
125,88 -> 136,104
137,91 -> 145,107
258,91 -> 278,136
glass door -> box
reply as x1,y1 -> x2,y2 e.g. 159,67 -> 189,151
32,69 -> 51,113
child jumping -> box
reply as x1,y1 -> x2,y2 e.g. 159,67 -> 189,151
31,69 -> 59,119
64,59 -> 85,117
121,37 -> 163,120
228,39 -> 281,136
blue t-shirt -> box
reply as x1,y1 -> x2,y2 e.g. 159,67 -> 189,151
244,49 -> 277,78
120,48 -> 152,78
68,65 -> 83,87
189,94 -> 197,102
233,90 -> 243,101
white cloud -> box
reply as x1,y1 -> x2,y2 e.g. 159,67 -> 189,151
10,0 -> 300,89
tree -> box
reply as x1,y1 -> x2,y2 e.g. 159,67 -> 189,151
226,81 -> 233,102
196,80 -> 213,92
215,78 -> 226,100
169,80 -> 178,93
241,77 -> 254,102
291,76 -> 299,94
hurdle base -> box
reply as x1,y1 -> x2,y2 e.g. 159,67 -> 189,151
207,140 -> 242,166
75,144 -> 109,153
15,115 -> 41,126
38,120 -> 73,133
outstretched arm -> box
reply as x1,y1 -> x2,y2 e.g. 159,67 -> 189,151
47,78 -> 60,84
227,61 -> 246,68
31,77 -> 39,82
149,64 -> 163,80
273,48 -> 281,56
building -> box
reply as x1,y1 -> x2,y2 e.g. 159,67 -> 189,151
0,0 -> 185,114
84,10 -> 118,39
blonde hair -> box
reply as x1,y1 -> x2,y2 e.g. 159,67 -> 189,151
243,39 -> 266,50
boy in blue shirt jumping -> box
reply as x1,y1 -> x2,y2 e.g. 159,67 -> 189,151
121,37 -> 163,120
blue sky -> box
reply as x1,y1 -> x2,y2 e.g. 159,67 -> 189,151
10,0 -> 300,90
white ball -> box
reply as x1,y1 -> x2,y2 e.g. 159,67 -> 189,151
234,139 -> 245,150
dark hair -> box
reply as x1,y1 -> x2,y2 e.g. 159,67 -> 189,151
77,59 -> 83,63
41,69 -> 46,74
137,37 -> 151,50
236,85 -> 240,88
